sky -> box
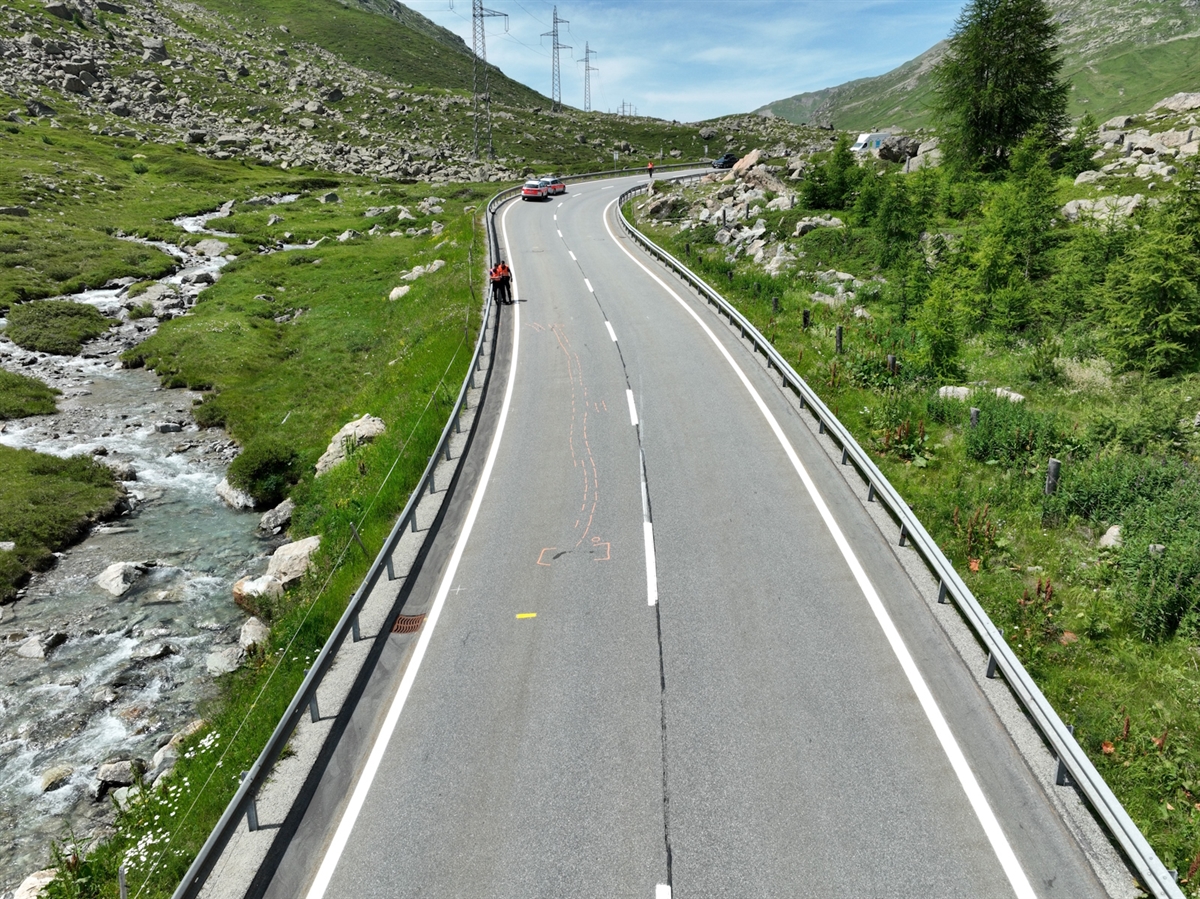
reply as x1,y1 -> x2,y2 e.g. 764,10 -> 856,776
404,0 -> 969,123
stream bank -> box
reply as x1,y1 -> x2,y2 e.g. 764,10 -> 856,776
0,205 -> 273,885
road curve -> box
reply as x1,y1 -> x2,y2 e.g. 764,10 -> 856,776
266,174 -> 1108,899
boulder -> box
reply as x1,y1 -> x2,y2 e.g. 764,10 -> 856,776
316,414 -> 386,474
193,239 -> 229,258
878,135 -> 919,162
1151,92 -> 1200,114
389,285 -> 411,301
239,616 -> 270,651
97,757 -> 143,787
1099,525 -> 1123,549
205,645 -> 244,675
40,765 -> 73,792
44,2 -> 73,19
1061,194 -> 1144,225
140,37 -> 168,62
730,148 -> 762,179
336,229 -> 360,242
258,498 -> 294,535
232,574 -> 283,605
994,387 -> 1025,403
1102,115 -> 1133,131
95,561 -> 146,596
938,386 -> 971,400
131,641 -> 175,661
0,541 -> 15,552
317,191 -> 340,204
216,477 -> 256,510
17,632 -> 67,659
699,126 -> 717,140
266,535 -> 321,586
1074,170 -> 1104,185
0,206 -> 30,217
903,148 -> 942,173
97,1 -> 127,12
14,870 -> 57,899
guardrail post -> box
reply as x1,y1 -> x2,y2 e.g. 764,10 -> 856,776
835,325 -> 843,354
841,447 -> 849,465
444,440 -> 452,462
867,482 -> 876,502
241,772 -> 259,832
818,419 -> 825,434
938,580 -> 948,604
351,612 -> 361,642
301,669 -> 321,720
386,554 -> 397,580
1055,725 -> 1075,786
1045,458 -> 1062,495
985,634 -> 1003,679
898,523 -> 908,547
410,510 -> 418,532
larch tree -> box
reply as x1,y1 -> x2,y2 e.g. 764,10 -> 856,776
931,0 -> 1069,174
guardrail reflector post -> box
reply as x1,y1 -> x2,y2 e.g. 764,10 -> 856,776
241,772 -> 259,832
938,581 -> 948,604
1055,725 -> 1075,786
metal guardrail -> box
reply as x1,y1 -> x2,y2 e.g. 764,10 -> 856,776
170,163 -> 706,897
616,180 -> 1184,899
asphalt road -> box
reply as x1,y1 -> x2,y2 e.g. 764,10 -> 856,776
278,174 -> 1108,899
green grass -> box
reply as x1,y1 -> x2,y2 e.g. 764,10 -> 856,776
633,195 -> 1200,887
0,446 -> 123,602
0,368 -> 58,419
5,299 -> 110,354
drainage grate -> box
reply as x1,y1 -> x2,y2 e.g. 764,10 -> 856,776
391,613 -> 427,634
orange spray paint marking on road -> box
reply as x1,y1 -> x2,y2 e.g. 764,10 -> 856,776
537,548 -> 556,566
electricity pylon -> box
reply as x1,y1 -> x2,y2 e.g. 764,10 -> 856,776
541,6 -> 570,113
471,0 -> 507,157
580,42 -> 597,113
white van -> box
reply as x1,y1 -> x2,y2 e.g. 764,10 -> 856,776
851,132 -> 891,153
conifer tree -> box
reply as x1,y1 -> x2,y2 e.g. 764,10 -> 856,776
931,0 -> 1069,174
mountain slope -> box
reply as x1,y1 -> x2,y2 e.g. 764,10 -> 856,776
758,0 -> 1200,130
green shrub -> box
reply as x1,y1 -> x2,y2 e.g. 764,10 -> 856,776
5,300 -> 111,354
192,396 -> 227,429
126,301 -> 155,320
227,440 -> 299,507
964,390 -> 1062,465
0,369 -> 59,419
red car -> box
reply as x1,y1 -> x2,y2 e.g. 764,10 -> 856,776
539,176 -> 566,196
521,179 -> 549,201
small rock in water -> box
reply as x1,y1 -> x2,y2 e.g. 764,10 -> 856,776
131,641 -> 176,661
206,645 -> 244,675
216,477 -> 256,510
94,561 -> 147,596
96,757 -> 144,788
17,632 -> 68,659
40,765 -> 74,793
155,422 -> 182,433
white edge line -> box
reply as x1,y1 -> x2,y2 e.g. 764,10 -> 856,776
604,319 -> 616,341
304,202 -> 523,899
602,198 -> 1036,899
626,388 -> 639,426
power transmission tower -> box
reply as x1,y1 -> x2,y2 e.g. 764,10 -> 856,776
470,0 -> 507,158
541,6 -> 570,113
580,42 -> 597,113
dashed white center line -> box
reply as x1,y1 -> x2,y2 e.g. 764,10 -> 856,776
558,229 -> 563,238
601,185 -> 615,190
586,278 -> 595,294
558,201 -> 564,207
568,251 -> 577,261
655,886 -> 671,899
553,214 -> 557,221
626,389 -> 638,426
604,320 -> 616,341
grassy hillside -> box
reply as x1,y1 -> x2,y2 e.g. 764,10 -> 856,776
759,0 -> 1200,130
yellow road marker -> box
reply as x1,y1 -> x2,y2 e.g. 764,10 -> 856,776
516,613 -> 537,619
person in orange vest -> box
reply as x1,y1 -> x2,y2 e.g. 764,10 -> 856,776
647,159 -> 654,179
490,260 -> 512,304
